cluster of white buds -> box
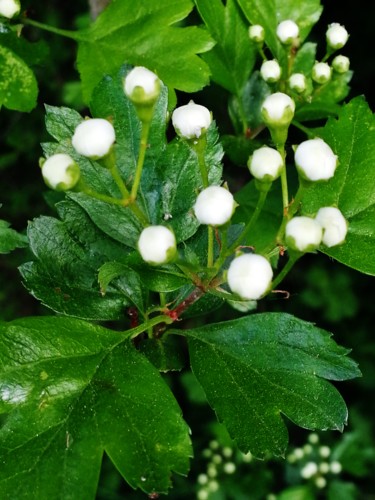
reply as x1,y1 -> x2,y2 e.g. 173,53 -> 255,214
0,0 -> 20,18
248,24 -> 265,43
172,101 -> 212,140
276,20 -> 299,45
288,73 -> 307,94
248,146 -> 284,182
194,186 -> 236,226
312,61 -> 332,85
138,225 -> 176,265
124,66 -> 161,106
41,153 -> 80,191
326,23 -> 349,50
72,118 -> 116,160
260,59 -> 281,83
227,253 -> 273,300
294,138 -> 337,181
332,54 -> 350,74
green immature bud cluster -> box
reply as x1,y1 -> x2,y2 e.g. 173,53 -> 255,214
0,0 -> 20,18
248,24 -> 265,43
41,153 -> 80,191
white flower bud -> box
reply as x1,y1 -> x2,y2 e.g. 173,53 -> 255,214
294,448 -> 304,459
312,62 -> 332,84
194,186 -> 235,226
326,23 -> 349,50
276,20 -> 299,44
249,24 -> 265,43
319,462 -> 330,474
308,433 -> 319,444
41,153 -> 80,191
248,146 -> 284,182
315,207 -> 348,247
223,462 -> 236,474
227,254 -> 273,300
138,226 -> 176,265
330,461 -> 342,474
260,59 -> 281,83
124,66 -> 161,105
295,138 -> 338,181
261,92 -> 295,128
315,476 -> 327,489
332,55 -> 350,73
285,216 -> 323,252
172,101 -> 212,139
300,461 -> 318,479
319,445 -> 331,458
72,118 -> 115,159
288,73 -> 307,93
0,0 -> 20,18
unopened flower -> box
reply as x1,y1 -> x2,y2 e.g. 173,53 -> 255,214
172,101 -> 212,139
41,154 -> 80,191
124,66 -> 161,105
315,207 -> 348,247
261,92 -> 295,128
72,118 -> 115,159
332,55 -> 350,73
288,73 -> 307,93
276,20 -> 299,44
138,226 -> 176,265
300,461 -> 318,479
248,146 -> 284,182
326,23 -> 349,50
315,477 -> 327,489
194,186 -> 235,226
248,24 -> 265,43
260,59 -> 281,83
285,216 -> 323,252
312,62 -> 332,84
227,254 -> 273,300
295,138 -> 337,181
0,0 -> 20,18
330,461 -> 342,474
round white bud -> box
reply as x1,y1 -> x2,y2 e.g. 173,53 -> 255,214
330,461 -> 342,474
312,62 -> 332,84
72,118 -> 115,159
261,92 -> 295,127
249,24 -> 265,43
332,55 -> 350,73
276,20 -> 299,44
172,101 -> 212,139
0,0 -> 20,18
300,461 -> 318,479
315,207 -> 348,247
285,216 -> 323,252
308,433 -> 319,444
248,146 -> 284,182
315,476 -> 327,489
124,66 -> 161,105
319,462 -> 330,474
138,226 -> 176,265
295,138 -> 338,181
260,59 -> 281,83
294,448 -> 304,459
194,186 -> 235,226
41,154 -> 80,191
319,446 -> 331,458
326,23 -> 349,50
227,254 -> 273,300
288,73 -> 307,93
223,462 -> 236,474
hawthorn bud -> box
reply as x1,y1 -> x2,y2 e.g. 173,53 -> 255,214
72,118 -> 115,159
326,23 -> 349,50
227,253 -> 273,300
172,101 -> 212,140
315,207 -> 348,247
41,153 -> 80,191
248,146 -> 283,182
261,92 -> 295,128
124,66 -> 161,106
312,62 -> 332,85
332,55 -> 350,74
294,138 -> 338,181
288,73 -> 307,94
300,462 -> 318,479
193,186 -> 235,226
138,226 -> 176,265
248,24 -> 265,43
260,59 -> 281,83
276,20 -> 299,45
285,216 -> 323,252
0,0 -> 20,18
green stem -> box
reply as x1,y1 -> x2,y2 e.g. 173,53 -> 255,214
123,315 -> 173,340
291,120 -> 315,138
79,186 -> 127,207
271,252 -> 301,291
276,145 -> 289,213
192,136 -> 209,188
207,226 -> 214,268
275,180 -> 306,244
22,17 -> 81,40
131,120 -> 151,201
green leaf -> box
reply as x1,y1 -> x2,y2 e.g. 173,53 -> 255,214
76,0 -> 214,102
139,336 -> 187,372
44,104 -> 83,142
300,97 -> 375,275
0,45 -> 38,112
0,316 -> 192,497
0,32 -> 48,67
195,0 -> 256,94
0,220 -> 28,254
237,0 -> 322,58
179,313 -> 360,458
